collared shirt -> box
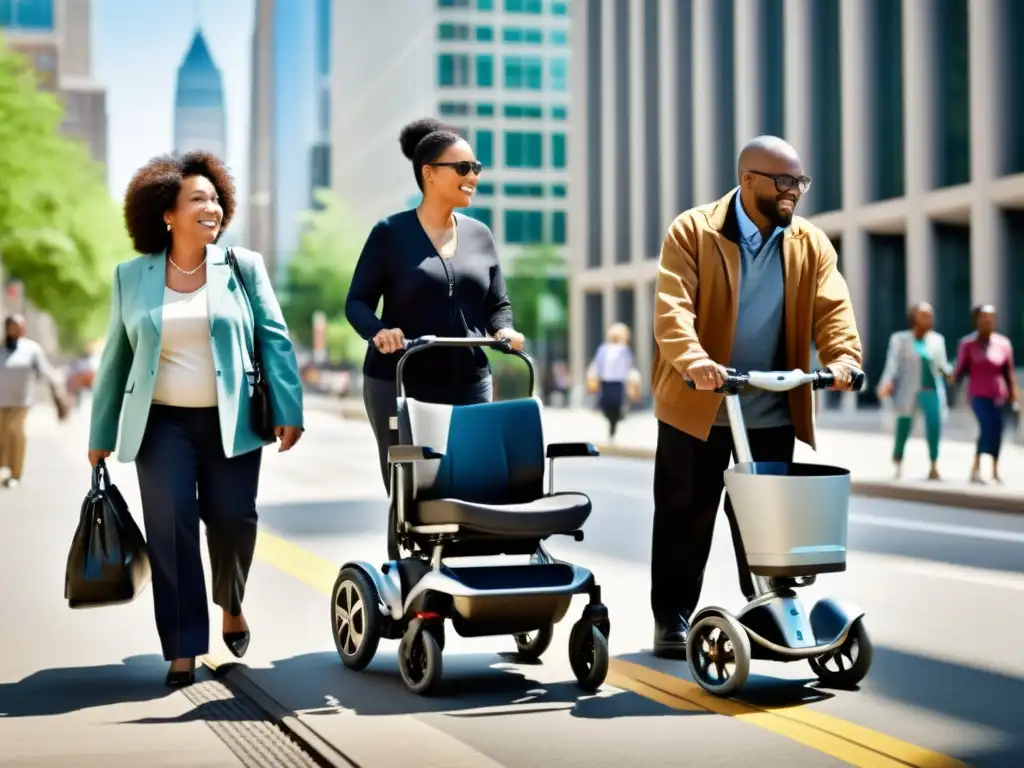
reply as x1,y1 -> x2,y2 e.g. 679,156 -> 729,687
713,191 -> 791,429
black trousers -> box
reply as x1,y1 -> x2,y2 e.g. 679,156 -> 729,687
135,405 -> 262,660
650,420 -> 795,624
362,375 -> 493,493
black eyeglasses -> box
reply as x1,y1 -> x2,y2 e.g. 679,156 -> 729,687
430,161 -> 483,176
748,170 -> 812,194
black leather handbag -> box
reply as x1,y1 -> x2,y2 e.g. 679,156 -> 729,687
226,249 -> 276,442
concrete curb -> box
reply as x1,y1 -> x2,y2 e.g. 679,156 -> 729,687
304,395 -> 1023,515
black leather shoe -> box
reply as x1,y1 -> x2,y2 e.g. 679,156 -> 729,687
165,662 -> 196,689
224,630 -> 250,659
653,616 -> 690,659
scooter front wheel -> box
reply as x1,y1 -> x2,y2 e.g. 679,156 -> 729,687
686,614 -> 751,696
809,618 -> 872,688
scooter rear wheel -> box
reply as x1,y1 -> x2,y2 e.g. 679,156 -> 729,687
686,614 -> 751,696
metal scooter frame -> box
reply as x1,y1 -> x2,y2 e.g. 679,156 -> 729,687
685,368 -> 874,696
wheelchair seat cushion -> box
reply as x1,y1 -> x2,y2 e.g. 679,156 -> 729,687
417,492 -> 591,537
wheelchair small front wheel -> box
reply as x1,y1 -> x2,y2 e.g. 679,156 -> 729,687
331,567 -> 383,671
568,621 -> 609,693
686,614 -> 750,696
513,624 -> 554,661
399,624 -> 443,696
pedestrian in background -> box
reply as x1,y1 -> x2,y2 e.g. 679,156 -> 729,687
649,136 -> 862,658
954,304 -> 1019,484
586,322 -> 641,442
346,117 -> 525,491
88,151 -> 304,689
0,314 -> 67,489
877,302 -> 953,480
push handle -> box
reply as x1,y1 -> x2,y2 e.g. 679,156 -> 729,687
395,335 -> 535,398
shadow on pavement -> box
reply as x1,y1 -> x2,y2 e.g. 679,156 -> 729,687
0,655 -> 172,717
257,498 -> 385,538
238,650 -> 707,721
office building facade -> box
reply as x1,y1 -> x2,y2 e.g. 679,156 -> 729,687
174,29 -> 227,161
332,0 -> 571,256
568,0 -> 1024,407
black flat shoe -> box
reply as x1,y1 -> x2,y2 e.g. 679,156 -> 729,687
224,630 -> 250,659
653,616 -> 690,659
165,664 -> 196,689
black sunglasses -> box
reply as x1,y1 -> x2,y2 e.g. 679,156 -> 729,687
430,161 -> 483,176
748,170 -> 812,194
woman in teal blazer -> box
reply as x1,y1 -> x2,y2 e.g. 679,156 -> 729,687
87,151 -> 304,688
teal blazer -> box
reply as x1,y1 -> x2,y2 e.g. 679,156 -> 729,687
88,246 -> 304,463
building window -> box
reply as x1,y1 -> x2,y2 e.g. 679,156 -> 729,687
869,0 -> 904,201
477,0 -> 494,8
550,29 -> 568,45
505,210 -> 544,243
504,55 -> 543,89
551,105 -> 567,120
1004,2 -> 1024,174
504,183 -> 545,197
476,129 -> 494,166
476,25 -> 494,41
464,207 -> 493,228
504,131 -> 543,168
476,103 -> 495,116
808,0 -> 842,213
550,57 -> 567,92
503,103 -> 543,119
437,53 -> 471,87
935,0 -> 970,188
551,1 -> 569,16
439,0 -> 470,7
476,54 -> 494,87
552,211 -> 566,244
585,293 -> 604,359
5,0 -> 55,29
503,27 -> 542,44
438,22 -> 471,40
477,182 -> 495,195
551,133 -> 566,168
932,223 -> 972,360
504,0 -> 542,13
439,101 -> 471,116
551,184 -> 567,198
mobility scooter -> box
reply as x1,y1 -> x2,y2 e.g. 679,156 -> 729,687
330,336 -> 611,696
684,367 -> 873,695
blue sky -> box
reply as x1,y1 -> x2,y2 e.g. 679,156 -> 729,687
92,0 -> 256,222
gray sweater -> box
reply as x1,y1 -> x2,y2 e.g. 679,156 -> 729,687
0,338 -> 57,408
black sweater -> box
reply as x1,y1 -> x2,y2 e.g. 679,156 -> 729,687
345,209 -> 514,399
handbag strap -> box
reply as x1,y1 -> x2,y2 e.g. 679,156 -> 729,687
225,249 -> 264,367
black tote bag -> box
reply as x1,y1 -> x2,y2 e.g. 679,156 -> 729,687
65,461 -> 151,609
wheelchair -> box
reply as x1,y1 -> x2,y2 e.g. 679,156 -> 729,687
330,336 -> 611,696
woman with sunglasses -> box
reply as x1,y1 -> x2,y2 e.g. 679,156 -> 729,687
346,117 -> 526,490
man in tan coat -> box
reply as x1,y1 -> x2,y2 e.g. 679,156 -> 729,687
649,136 -> 863,658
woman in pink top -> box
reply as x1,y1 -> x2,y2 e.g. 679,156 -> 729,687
954,305 -> 1020,483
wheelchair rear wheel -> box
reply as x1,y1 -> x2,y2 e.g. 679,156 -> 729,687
331,567 -> 383,671
513,624 -> 554,661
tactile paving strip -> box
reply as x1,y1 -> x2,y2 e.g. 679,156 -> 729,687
181,679 -> 321,768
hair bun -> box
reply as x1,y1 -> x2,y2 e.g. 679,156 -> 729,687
399,117 -> 452,160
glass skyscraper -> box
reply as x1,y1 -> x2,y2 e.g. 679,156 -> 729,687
174,29 -> 227,161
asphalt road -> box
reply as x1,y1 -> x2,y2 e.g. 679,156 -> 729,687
5,405 -> 1023,767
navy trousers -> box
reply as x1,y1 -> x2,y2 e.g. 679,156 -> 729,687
135,405 -> 262,660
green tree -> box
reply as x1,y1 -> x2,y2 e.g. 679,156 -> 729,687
280,189 -> 367,364
0,37 -> 132,352
505,243 -> 568,342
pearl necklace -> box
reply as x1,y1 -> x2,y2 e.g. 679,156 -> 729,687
168,257 -> 206,275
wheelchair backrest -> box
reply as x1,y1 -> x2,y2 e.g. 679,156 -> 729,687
396,397 -> 545,505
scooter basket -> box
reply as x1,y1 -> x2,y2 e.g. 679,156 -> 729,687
723,462 -> 852,577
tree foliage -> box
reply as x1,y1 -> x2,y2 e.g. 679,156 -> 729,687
0,37 -> 133,352
505,243 -> 568,339
279,189 -> 367,364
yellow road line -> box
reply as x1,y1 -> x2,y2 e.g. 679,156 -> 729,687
252,528 -> 967,768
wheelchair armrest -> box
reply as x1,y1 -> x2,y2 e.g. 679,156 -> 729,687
388,445 -> 443,464
546,442 -> 600,459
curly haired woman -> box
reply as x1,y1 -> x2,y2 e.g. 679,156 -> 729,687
87,151 -> 304,688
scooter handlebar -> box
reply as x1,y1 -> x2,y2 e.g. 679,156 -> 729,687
683,367 -> 865,394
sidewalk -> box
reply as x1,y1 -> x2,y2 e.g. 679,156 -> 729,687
0,407 -> 319,767
305,393 -> 1024,514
